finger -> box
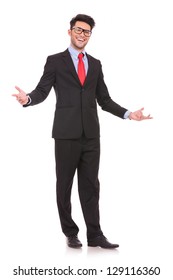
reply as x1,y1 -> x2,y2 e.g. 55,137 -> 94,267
143,115 -> 153,120
15,85 -> 23,93
146,115 -> 153,119
144,114 -> 151,118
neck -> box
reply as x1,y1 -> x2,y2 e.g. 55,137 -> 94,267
71,43 -> 85,52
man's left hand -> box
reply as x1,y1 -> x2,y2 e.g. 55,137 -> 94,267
129,107 -> 152,121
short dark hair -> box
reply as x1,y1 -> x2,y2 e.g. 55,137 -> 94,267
70,14 -> 95,30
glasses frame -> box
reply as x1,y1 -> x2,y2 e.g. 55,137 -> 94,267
71,27 -> 92,37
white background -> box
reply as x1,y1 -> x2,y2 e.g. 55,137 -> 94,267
0,0 -> 173,279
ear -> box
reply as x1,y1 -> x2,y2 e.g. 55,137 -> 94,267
68,29 -> 71,36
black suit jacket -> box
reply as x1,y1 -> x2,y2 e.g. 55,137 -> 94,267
26,49 -> 128,139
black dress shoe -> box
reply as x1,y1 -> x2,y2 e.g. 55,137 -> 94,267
88,235 -> 119,249
67,235 -> 82,248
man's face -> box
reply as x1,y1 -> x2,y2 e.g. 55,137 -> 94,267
68,21 -> 91,51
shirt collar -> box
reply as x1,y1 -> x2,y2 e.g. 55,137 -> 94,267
68,45 -> 86,60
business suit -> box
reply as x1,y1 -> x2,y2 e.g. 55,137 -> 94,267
13,13 -> 152,248
28,49 -> 127,138
26,49 -> 128,239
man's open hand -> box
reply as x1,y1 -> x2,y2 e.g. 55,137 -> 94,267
12,86 -> 29,105
129,108 -> 152,121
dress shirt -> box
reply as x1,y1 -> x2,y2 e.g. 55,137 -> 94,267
68,45 -> 88,74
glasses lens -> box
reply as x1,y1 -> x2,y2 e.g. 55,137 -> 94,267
72,27 -> 91,37
84,30 -> 91,37
74,27 -> 82,34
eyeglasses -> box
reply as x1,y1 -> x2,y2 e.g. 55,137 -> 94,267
72,27 -> 92,37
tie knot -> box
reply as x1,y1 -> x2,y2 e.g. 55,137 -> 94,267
78,53 -> 84,60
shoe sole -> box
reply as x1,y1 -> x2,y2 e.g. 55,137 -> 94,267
68,244 -> 82,248
88,244 -> 119,249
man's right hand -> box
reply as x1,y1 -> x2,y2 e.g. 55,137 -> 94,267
12,86 -> 29,105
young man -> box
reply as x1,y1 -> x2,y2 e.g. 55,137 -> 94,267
13,14 -> 152,249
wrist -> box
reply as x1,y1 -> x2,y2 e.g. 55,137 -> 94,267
128,113 -> 132,120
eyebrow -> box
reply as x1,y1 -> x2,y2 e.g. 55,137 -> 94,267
75,26 -> 91,32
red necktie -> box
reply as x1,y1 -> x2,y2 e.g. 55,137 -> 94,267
78,53 -> 86,85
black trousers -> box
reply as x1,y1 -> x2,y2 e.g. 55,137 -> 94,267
54,134 -> 103,240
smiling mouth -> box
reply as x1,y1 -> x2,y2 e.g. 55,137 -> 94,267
77,37 -> 85,42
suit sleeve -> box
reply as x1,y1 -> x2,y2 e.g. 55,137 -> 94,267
96,62 -> 128,119
24,56 -> 56,106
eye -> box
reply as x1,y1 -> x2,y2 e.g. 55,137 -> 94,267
84,31 -> 90,35
76,27 -> 83,32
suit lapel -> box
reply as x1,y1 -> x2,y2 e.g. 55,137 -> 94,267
84,54 -> 95,86
62,49 -> 80,83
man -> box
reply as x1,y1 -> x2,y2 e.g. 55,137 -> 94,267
13,14 -> 152,249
